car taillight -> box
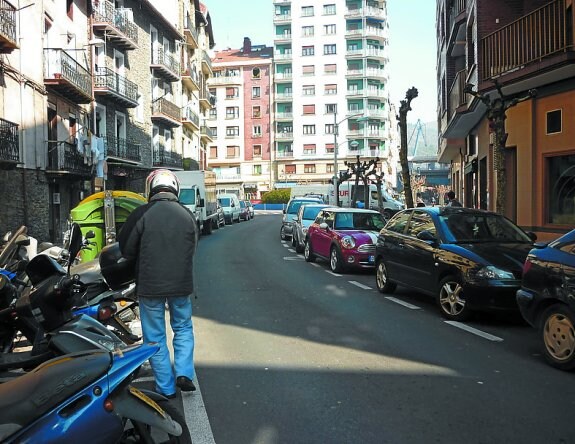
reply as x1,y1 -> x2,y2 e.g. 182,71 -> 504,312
522,258 -> 533,275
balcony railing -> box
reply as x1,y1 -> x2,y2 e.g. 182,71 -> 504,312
0,118 -> 19,163
94,67 -> 138,107
448,69 -> 467,119
209,75 -> 242,85
201,50 -> 213,75
481,0 -> 571,81
153,148 -> 182,168
200,126 -> 214,139
0,0 -> 17,53
276,150 -> 294,158
152,97 -> 181,126
273,13 -> 291,22
182,107 -> 200,128
47,141 -> 91,175
105,135 -> 141,162
92,0 -> 138,49
181,62 -> 200,90
44,49 -> 92,103
151,48 -> 180,81
274,52 -> 292,60
183,15 -> 198,48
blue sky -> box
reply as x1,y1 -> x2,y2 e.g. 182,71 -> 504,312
206,0 -> 437,123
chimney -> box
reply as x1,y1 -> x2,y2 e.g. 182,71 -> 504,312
242,37 -> 251,54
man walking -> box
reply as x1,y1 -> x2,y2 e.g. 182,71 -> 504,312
446,190 -> 463,207
119,169 -> 198,398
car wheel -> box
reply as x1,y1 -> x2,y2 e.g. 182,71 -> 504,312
291,232 -> 297,247
375,259 -> 396,293
436,275 -> 471,321
295,237 -> 304,254
202,220 -> 213,235
330,246 -> 344,273
383,209 -> 392,220
304,238 -> 316,262
212,218 -> 219,230
540,304 -> 575,371
280,226 -> 287,241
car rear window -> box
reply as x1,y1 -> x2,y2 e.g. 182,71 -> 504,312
219,198 -> 231,206
303,206 -> 324,220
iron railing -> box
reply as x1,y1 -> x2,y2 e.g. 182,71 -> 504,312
153,148 -> 182,168
200,126 -> 213,138
0,0 -> 17,46
105,135 -> 141,162
151,48 -> 180,76
183,15 -> 198,44
47,141 -> 91,174
152,97 -> 181,121
448,69 -> 467,119
93,0 -> 138,45
44,49 -> 92,98
0,118 -> 19,163
201,50 -> 212,72
182,107 -> 200,127
94,67 -> 138,103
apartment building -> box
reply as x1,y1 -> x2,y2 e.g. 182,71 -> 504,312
437,0 -> 575,240
0,0 -> 214,242
207,38 -> 273,199
272,0 -> 393,189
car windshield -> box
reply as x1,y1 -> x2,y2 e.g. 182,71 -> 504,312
179,189 -> 195,205
334,212 -> 386,230
302,206 -> 324,221
240,201 -> 246,208
219,198 -> 231,206
288,200 -> 317,214
440,213 -> 532,243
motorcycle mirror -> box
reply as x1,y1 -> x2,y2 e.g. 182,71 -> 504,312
2,231 -> 11,242
15,235 -> 30,247
67,224 -> 83,272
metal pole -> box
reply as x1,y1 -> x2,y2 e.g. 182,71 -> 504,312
333,111 -> 339,206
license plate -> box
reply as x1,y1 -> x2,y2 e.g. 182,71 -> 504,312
129,386 -> 166,417
368,255 -> 374,263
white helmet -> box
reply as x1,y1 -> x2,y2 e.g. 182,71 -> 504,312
145,169 -> 180,199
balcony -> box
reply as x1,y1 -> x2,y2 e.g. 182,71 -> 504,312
208,74 -> 242,85
44,49 -> 93,104
92,0 -> 138,50
480,0 -> 574,84
0,118 -> 19,166
275,92 -> 293,101
274,72 -> 293,82
182,106 -> 200,130
274,52 -> 292,61
200,126 -> 214,143
0,0 -> 17,54
151,97 -> 181,127
345,6 -> 386,20
183,15 -> 198,49
105,135 -> 141,163
47,141 -> 91,176
274,32 -> 292,43
151,48 -> 180,82
273,13 -> 291,23
275,149 -> 294,159
201,50 -> 213,76
199,87 -> 214,112
94,67 -> 138,108
275,111 -> 293,120
447,0 -> 467,56
153,148 -> 182,169
276,131 -> 293,140
181,62 -> 200,91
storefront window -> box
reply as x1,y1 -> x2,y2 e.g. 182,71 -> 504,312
548,154 -> 575,225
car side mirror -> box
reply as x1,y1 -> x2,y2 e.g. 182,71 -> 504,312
198,198 -> 205,207
282,209 -> 286,214
416,230 -> 437,243
527,232 -> 537,242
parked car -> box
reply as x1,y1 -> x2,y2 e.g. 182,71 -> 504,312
218,194 -> 241,224
246,201 -> 255,219
281,196 -> 324,241
516,229 -> 575,371
292,203 -> 330,253
374,207 -> 536,321
304,207 -> 386,273
212,202 -> 225,229
239,200 -> 251,221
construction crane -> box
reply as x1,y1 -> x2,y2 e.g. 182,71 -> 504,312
408,119 -> 427,158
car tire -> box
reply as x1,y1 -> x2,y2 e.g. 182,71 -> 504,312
212,218 -> 219,230
295,238 -> 304,254
304,238 -> 316,262
291,232 -> 297,247
436,275 -> 471,321
540,304 -> 575,371
383,209 -> 392,220
375,259 -> 396,293
330,246 -> 344,273
280,226 -> 287,241
202,220 -> 213,235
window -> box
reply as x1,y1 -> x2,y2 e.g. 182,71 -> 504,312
303,125 -> 316,135
285,164 -> 296,174
302,26 -> 314,37
324,64 -> 337,74
303,104 -> 315,115
325,84 -> 337,95
252,87 -> 261,98
253,145 -> 262,157
325,103 -> 337,114
252,106 -> 261,118
325,124 -> 335,134
326,164 -> 334,172
302,46 -> 315,56
302,85 -> 315,96
209,146 -> 218,158
253,125 -> 262,137
304,164 -> 316,173
226,146 -> 239,158
253,164 -> 262,175
226,126 -> 239,137
302,65 -> 315,76
302,6 -> 314,16
323,4 -> 336,15
386,211 -> 411,234
226,107 -> 239,119
324,24 -> 336,35
303,144 -> 316,155
226,87 -> 239,99
547,109 -> 562,134
252,67 -> 261,78
406,212 -> 436,238
325,143 -> 335,153
209,127 -> 217,138
324,44 -> 336,55
547,154 -> 575,224
209,108 -> 217,119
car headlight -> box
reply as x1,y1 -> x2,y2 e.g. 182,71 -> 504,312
340,236 -> 356,249
475,265 -> 514,280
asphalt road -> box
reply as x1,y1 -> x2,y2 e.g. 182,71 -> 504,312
190,213 -> 575,444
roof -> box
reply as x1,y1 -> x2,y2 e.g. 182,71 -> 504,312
213,47 -> 274,64
322,207 -> 381,214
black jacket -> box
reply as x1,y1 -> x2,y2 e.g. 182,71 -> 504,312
118,192 -> 198,298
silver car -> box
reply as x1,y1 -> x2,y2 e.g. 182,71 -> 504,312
291,203 -> 331,253
280,197 -> 324,241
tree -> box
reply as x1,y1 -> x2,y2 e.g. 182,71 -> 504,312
397,87 -> 418,209
464,81 -> 536,214
343,155 -> 380,207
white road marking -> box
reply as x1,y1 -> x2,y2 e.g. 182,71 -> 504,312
385,297 -> 421,310
326,271 -> 342,277
349,281 -> 372,290
310,263 -> 321,268
444,321 -> 504,342
283,256 -> 305,261
288,248 -> 296,253
282,243 -> 290,248
183,379 -> 216,444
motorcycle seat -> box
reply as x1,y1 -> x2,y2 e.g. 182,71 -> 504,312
0,350 -> 110,438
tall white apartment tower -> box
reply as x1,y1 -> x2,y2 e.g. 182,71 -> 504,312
273,0 -> 390,187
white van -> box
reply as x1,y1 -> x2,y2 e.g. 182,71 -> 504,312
329,182 -> 404,219
217,193 -> 241,224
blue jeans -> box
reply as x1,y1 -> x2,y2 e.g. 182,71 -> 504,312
139,295 -> 195,396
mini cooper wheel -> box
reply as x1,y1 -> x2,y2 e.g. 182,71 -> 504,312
436,275 -> 470,321
280,226 -> 287,241
330,246 -> 344,273
304,239 -> 315,262
540,304 -> 575,371
375,259 -> 396,293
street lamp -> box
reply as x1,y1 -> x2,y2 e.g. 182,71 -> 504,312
333,111 -> 368,206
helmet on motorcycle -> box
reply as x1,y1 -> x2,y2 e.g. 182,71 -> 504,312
145,169 -> 180,199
